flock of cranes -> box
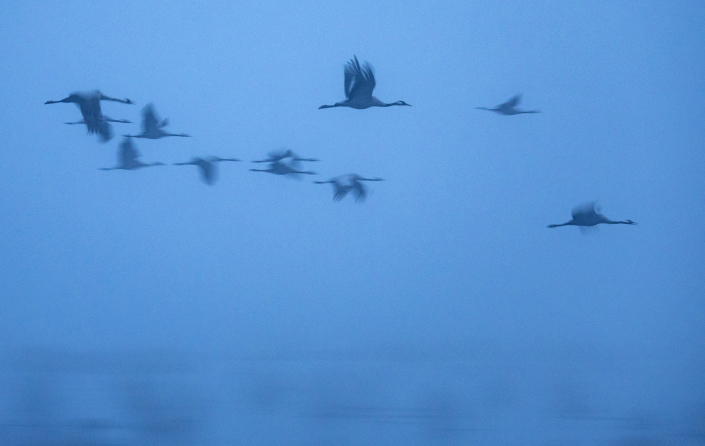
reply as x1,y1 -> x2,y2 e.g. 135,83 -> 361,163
45,56 -> 636,224
43,67 -> 383,202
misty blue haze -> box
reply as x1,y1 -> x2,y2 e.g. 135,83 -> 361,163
0,1 -> 703,445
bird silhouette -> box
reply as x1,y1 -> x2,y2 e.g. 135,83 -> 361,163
548,202 -> 636,228
173,156 -> 241,185
100,138 -> 165,171
252,149 -> 319,170
45,90 -> 133,142
319,56 -> 411,109
314,174 -> 384,202
476,94 -> 540,115
123,103 -> 190,139
249,160 -> 316,177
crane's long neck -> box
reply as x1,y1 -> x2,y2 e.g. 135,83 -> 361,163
319,103 -> 344,109
547,221 -> 575,228
605,219 -> 635,225
380,101 -> 410,107
100,95 -> 132,104
45,97 -> 74,105
103,117 -> 131,123
477,107 -> 503,114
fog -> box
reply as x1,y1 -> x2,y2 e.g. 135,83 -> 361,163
0,1 -> 703,445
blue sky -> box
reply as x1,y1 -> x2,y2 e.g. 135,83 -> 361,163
0,1 -> 703,444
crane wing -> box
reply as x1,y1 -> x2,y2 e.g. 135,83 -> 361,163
351,180 -> 368,202
141,104 -> 161,134
119,138 -> 139,165
571,201 -> 597,219
344,63 -> 355,99
96,120 -> 113,143
502,94 -> 522,108
78,94 -> 104,127
78,93 -> 112,142
333,184 -> 349,201
344,56 -> 375,100
267,149 -> 290,160
198,160 -> 216,185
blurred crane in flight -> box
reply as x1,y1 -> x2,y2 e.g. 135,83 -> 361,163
252,149 -> 319,171
249,160 -> 316,177
314,174 -> 384,202
253,149 -> 319,164
476,94 -> 540,115
319,56 -> 411,109
173,156 -> 241,185
123,103 -> 191,139
548,202 -> 636,229
100,138 -> 165,171
44,90 -> 133,142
